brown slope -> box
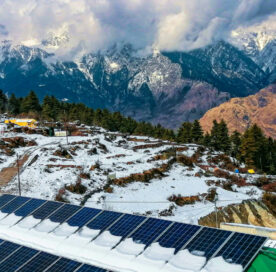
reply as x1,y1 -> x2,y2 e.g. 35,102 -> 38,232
200,84 -> 276,138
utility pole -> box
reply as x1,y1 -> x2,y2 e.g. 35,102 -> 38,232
214,192 -> 218,228
16,154 -> 21,196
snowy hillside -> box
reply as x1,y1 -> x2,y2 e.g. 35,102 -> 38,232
1,128 -> 273,226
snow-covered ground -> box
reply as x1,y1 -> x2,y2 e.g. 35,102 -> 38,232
0,129 -> 268,224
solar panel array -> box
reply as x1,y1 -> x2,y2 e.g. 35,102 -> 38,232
0,194 -> 267,271
0,240 -> 111,272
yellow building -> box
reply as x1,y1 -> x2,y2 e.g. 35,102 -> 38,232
5,119 -> 37,128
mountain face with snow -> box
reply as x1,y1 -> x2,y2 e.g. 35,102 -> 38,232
231,28 -> 276,83
0,37 -> 271,128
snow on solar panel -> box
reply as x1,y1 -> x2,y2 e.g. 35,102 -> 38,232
31,201 -> 63,220
76,264 -> 109,272
0,194 -> 16,209
49,204 -> 81,223
66,207 -> 102,227
0,196 -> 30,214
183,228 -> 232,258
14,198 -> 46,217
0,246 -> 38,272
86,210 -> 122,231
107,214 -> 147,238
156,222 -> 201,252
17,251 -> 58,272
0,194 -> 267,271
214,232 -> 267,269
44,258 -> 81,272
129,217 -> 172,246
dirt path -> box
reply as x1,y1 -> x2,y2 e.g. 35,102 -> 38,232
0,154 -> 29,189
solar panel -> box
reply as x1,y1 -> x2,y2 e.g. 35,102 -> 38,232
17,251 -> 58,272
0,246 -> 38,272
15,198 -> 46,217
49,204 -> 81,223
107,214 -> 147,238
45,257 -> 82,272
156,222 -> 201,252
66,207 -> 102,227
129,218 -> 172,246
75,264 -> 108,272
183,228 -> 232,258
0,241 -> 20,262
86,211 -> 122,231
0,194 -> 16,209
0,196 -> 30,214
31,201 -> 63,220
214,232 -> 267,268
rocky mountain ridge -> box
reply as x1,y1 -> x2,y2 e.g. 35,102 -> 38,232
200,84 -> 276,138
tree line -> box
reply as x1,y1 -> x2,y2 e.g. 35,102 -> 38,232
1,90 -> 276,174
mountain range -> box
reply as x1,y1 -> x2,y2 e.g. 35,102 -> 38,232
0,27 -> 275,128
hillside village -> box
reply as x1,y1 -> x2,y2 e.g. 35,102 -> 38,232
0,116 -> 275,229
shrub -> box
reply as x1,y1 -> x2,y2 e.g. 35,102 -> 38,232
262,192 -> 276,217
168,194 -> 200,206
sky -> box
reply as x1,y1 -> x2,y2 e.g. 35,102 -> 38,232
0,0 -> 276,59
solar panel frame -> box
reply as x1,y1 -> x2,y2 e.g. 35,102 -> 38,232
213,232 -> 267,269
14,198 -> 46,217
0,241 -> 22,263
0,196 -> 31,214
156,222 -> 202,253
44,257 -> 82,272
86,210 -> 124,231
0,246 -> 38,272
74,264 -> 108,272
181,227 -> 232,259
106,213 -> 148,239
0,194 -> 17,209
126,217 -> 173,247
48,203 -> 81,223
30,201 -> 64,220
16,251 -> 59,272
66,207 -> 103,227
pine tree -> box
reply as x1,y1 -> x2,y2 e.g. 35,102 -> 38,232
191,120 -> 203,144
210,120 -> 220,150
8,93 -> 20,115
230,130 -> 241,158
0,90 -> 8,113
203,132 -> 211,147
218,120 -> 231,153
21,91 -> 41,113
177,122 -> 192,143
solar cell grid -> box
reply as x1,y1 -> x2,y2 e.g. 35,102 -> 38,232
0,241 -> 21,262
15,199 -> 46,217
0,246 -> 38,272
17,251 -> 58,272
0,194 -> 16,209
67,207 -> 101,227
214,232 -> 267,268
45,257 -> 82,272
108,214 -> 146,238
31,201 -> 63,220
75,264 -> 108,272
86,211 -> 122,231
157,223 -> 201,252
1,196 -> 30,214
130,218 -> 172,246
49,204 -> 81,223
183,228 -> 232,258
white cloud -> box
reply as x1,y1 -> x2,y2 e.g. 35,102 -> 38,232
0,0 -> 275,58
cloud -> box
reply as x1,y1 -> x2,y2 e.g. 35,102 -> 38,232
0,0 -> 275,58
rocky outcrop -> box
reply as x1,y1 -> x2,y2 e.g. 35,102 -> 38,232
200,84 -> 276,138
199,200 -> 276,228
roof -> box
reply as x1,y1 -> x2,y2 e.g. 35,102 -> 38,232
0,194 -> 268,272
